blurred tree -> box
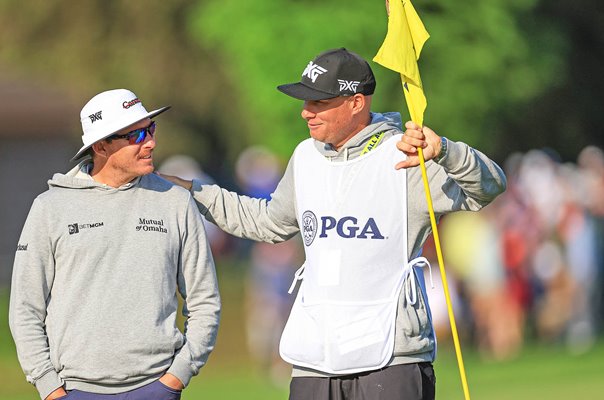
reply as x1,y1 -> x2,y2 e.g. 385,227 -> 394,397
192,0 -> 567,161
1,0 -> 601,167
500,0 -> 604,162
0,0 -> 245,181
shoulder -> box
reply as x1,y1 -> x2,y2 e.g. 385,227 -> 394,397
35,186 -> 63,205
142,173 -> 193,199
293,138 -> 315,153
291,139 -> 318,168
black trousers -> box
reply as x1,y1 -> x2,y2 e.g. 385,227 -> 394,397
289,362 -> 435,400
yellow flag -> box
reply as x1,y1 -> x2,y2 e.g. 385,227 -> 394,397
373,0 -> 429,126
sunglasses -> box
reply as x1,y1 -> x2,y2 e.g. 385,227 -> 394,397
109,121 -> 156,144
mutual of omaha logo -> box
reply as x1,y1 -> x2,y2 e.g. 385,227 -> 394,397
301,210 -> 318,246
337,79 -> 360,92
302,61 -> 328,83
68,221 -> 104,235
136,217 -> 167,234
89,111 -> 102,123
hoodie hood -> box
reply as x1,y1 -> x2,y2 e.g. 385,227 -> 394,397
368,112 -> 403,132
314,112 -> 403,160
48,159 -> 141,191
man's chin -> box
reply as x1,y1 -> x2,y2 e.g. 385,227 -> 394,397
139,164 -> 155,176
309,130 -> 326,142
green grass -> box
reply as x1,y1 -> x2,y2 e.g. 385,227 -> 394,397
2,277 -> 604,399
433,342 -> 604,399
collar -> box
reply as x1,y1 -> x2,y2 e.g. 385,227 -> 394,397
312,112 -> 403,161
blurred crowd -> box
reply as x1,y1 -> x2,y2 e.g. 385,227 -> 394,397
428,145 -> 604,361
160,143 -> 604,381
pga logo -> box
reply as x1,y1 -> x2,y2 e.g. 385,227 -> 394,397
301,210 -> 385,246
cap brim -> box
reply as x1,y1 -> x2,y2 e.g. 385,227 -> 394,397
277,83 -> 337,101
71,105 -> 171,161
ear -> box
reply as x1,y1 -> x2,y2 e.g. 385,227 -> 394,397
91,141 -> 110,159
350,94 -> 367,115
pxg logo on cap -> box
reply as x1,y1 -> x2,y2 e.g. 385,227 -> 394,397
277,48 -> 376,101
89,111 -> 103,123
302,61 -> 328,83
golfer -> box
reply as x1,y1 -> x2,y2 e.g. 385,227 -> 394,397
9,89 -> 220,400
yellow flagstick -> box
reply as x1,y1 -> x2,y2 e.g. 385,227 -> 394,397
374,1 -> 471,399
417,146 -> 472,400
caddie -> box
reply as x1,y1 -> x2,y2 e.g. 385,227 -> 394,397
162,48 -> 506,400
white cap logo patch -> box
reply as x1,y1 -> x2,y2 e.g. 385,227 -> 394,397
337,79 -> 360,92
302,61 -> 328,83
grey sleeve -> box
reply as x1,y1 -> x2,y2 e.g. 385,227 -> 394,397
167,194 -> 221,387
418,139 -> 506,214
9,198 -> 64,400
406,139 -> 507,256
189,156 -> 299,243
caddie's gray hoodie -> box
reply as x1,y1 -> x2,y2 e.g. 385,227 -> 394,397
9,161 -> 220,399
188,112 -> 506,377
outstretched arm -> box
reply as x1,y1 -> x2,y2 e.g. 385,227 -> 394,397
161,157 -> 300,243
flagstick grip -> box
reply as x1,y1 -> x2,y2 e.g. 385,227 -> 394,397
417,147 -> 472,400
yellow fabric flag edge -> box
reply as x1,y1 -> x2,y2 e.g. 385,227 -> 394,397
373,0 -> 429,126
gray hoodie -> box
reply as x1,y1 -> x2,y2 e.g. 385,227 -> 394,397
9,162 -> 221,399
190,112 -> 507,377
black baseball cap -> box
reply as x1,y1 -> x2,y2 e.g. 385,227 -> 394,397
277,48 -> 376,101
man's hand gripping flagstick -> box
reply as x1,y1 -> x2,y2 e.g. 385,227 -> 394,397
374,1 -> 472,399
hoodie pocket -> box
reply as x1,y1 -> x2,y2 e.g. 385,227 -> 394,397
393,276 -> 433,355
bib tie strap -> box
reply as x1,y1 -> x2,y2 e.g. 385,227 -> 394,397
288,264 -> 306,294
404,257 -> 434,305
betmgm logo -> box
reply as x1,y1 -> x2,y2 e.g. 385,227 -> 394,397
68,221 -> 104,235
68,224 -> 79,235
301,210 -> 385,246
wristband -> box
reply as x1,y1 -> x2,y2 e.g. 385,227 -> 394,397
434,136 -> 447,163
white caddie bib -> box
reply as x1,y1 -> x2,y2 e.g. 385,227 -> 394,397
280,134 -> 415,374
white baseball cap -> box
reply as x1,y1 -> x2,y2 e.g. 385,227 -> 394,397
73,88 -> 170,160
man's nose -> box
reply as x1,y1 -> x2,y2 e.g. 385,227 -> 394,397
142,132 -> 156,148
301,102 -> 315,119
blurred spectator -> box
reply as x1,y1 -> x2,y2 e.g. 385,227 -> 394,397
440,207 -> 522,361
159,155 -> 231,258
577,146 -> 604,335
428,145 -> 604,359
245,239 -> 302,385
235,146 -> 303,385
235,146 -> 283,199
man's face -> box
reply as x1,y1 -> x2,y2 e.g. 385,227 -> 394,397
301,96 -> 358,150
103,118 -> 156,178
